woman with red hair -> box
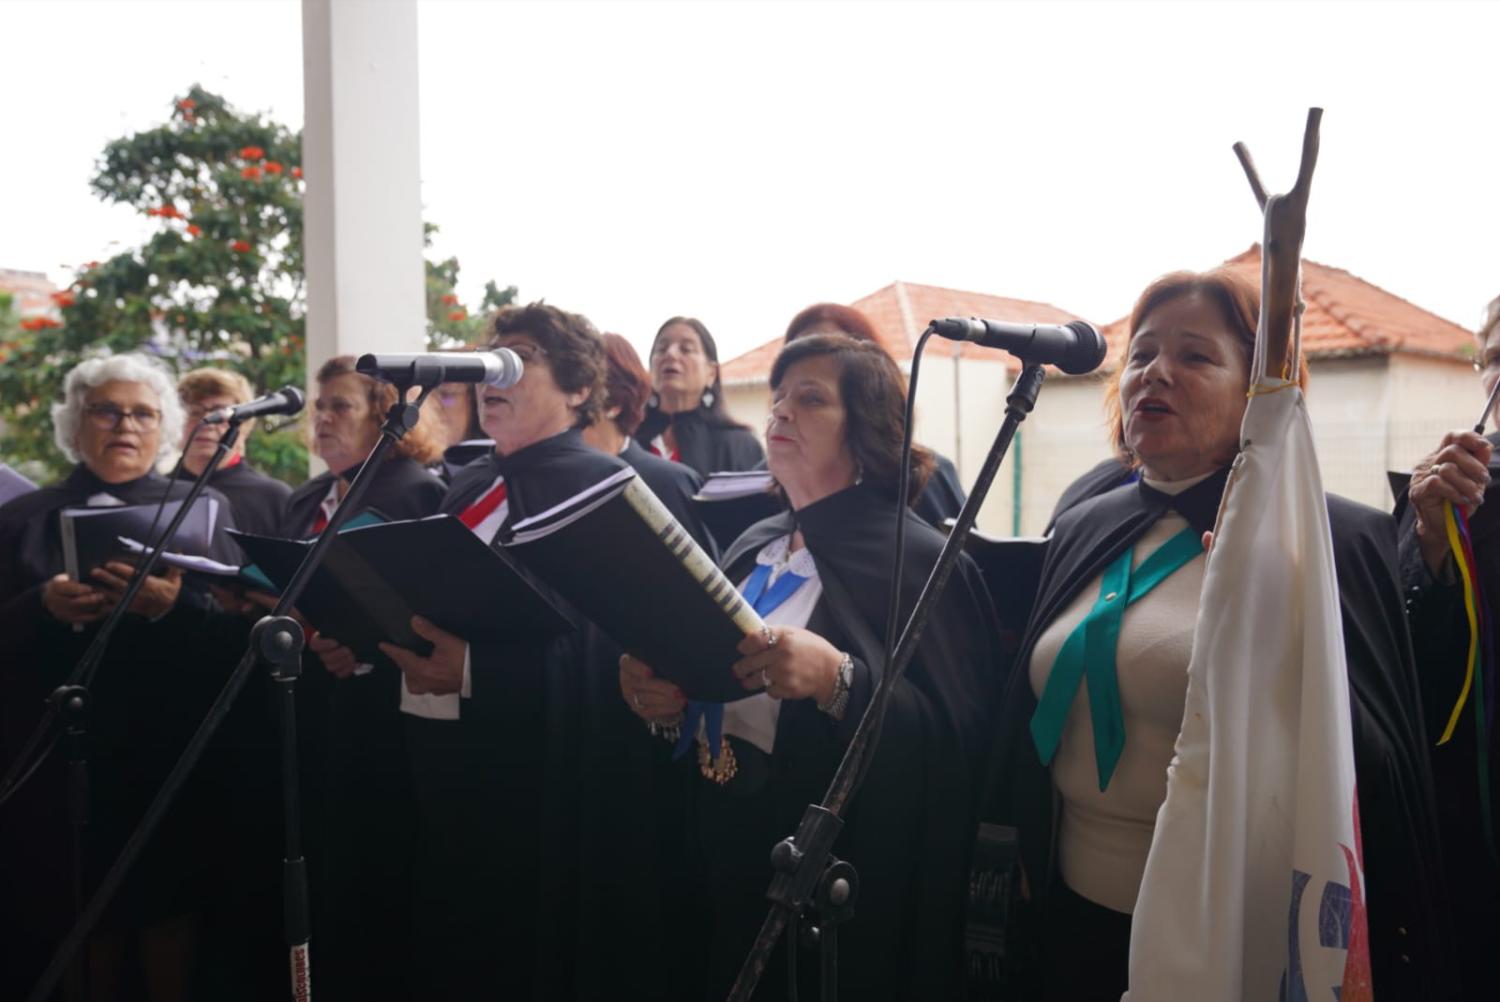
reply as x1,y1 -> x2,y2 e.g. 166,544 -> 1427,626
985,269 -> 1453,1000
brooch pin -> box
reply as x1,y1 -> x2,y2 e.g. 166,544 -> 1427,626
697,735 -> 738,785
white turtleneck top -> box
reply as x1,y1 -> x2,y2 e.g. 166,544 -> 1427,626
1028,471 -> 1211,914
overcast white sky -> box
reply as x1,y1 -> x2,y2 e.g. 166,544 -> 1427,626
4,0 -> 1497,363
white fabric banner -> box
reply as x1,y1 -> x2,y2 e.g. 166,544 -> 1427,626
1125,357 -> 1372,997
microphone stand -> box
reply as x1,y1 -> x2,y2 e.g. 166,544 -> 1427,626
725,363 -> 1047,1002
26,379 -> 438,1002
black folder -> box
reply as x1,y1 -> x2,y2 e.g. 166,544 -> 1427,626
943,519 -> 1047,654
230,515 -> 571,662
62,496 -> 221,581
507,469 -> 765,703
691,470 -> 782,553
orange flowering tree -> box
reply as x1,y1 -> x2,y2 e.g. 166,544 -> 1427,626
425,224 -> 518,348
0,85 -> 510,483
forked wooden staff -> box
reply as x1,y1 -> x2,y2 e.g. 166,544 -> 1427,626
1232,108 -> 1322,378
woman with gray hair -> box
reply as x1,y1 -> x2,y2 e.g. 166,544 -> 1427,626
0,351 -> 240,1002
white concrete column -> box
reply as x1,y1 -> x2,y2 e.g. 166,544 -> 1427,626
301,0 -> 426,458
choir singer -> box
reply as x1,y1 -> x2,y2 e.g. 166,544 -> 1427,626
620,333 -> 999,1001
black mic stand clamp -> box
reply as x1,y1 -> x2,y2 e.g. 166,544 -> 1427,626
765,805 -> 861,1001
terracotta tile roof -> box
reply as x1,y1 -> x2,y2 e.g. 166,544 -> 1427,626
720,280 -> 1085,384
1098,245 -> 1476,367
722,252 -> 1474,385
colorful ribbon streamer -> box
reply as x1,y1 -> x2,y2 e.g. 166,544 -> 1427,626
1440,501 -> 1496,859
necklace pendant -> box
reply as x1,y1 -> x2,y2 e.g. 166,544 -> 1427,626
697,735 -> 738,785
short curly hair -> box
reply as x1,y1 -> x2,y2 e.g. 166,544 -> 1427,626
483,302 -> 605,429
52,353 -> 185,464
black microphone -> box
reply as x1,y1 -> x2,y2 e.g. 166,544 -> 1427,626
928,318 -> 1107,375
355,348 -> 525,389
204,386 -> 306,424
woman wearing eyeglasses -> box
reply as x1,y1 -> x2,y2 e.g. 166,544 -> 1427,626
0,353 -> 241,1002
366,303 -> 634,999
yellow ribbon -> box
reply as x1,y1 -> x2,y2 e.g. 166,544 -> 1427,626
1439,501 -> 1479,745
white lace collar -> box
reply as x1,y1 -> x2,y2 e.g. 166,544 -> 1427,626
755,533 -> 818,579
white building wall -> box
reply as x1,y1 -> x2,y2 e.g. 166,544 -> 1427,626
1302,357 -> 1392,509
1016,375 -> 1117,536
1387,354 -> 1485,473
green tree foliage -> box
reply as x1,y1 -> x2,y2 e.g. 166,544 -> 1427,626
0,85 -> 511,485
425,226 -> 517,349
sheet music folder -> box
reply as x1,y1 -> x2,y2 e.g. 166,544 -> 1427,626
229,515 -> 570,661
691,469 -> 781,552
507,468 -> 766,703
61,497 -> 220,582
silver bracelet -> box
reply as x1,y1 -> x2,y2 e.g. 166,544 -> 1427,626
817,652 -> 854,720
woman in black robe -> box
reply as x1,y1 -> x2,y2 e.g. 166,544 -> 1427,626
175,367 -> 292,537
586,332 -> 715,554
1389,294 -> 1500,1001
0,353 -> 240,1001
370,304 -> 630,1000
783,302 -> 969,528
985,269 -> 1456,1001
621,334 -> 1000,1001
634,315 -> 765,476
280,355 -> 445,1002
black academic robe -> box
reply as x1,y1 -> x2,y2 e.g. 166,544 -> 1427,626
693,481 -> 1000,1001
1394,432 -> 1500,1000
282,456 -> 445,1002
541,438 -> 725,1001
987,469 -> 1458,1001
402,430 -> 627,1001
439,437 -> 495,483
176,456 -> 291,539
634,404 -> 765,477
0,465 -> 240,997
1044,454 -> 1133,534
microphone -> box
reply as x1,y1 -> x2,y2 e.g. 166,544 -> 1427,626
355,348 -> 525,389
928,318 -> 1107,375
204,386 -> 306,424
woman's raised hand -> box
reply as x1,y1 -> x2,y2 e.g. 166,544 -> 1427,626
1410,430 -> 1493,573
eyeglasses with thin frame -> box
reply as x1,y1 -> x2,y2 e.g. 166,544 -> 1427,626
85,403 -> 162,431
497,342 -> 547,365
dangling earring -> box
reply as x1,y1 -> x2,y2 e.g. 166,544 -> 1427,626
854,460 -> 865,486
701,389 -> 715,409
648,392 -> 660,410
